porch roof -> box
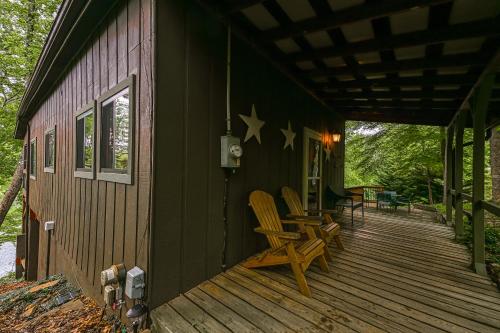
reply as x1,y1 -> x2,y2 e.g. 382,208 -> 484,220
201,0 -> 500,126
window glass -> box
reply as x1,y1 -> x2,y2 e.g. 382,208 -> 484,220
76,110 -> 94,170
101,88 -> 130,172
30,139 -> 36,177
44,129 -> 55,170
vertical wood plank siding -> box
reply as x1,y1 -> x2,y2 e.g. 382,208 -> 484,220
24,0 -> 153,303
152,0 -> 345,308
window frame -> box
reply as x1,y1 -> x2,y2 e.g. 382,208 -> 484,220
74,101 -> 96,179
44,126 -> 56,173
96,75 -> 135,184
29,138 -> 37,180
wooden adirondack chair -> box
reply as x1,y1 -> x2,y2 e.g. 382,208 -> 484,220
243,190 -> 329,297
281,186 -> 344,262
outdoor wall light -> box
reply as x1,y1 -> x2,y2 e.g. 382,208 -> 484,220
322,132 -> 342,149
331,133 -> 342,143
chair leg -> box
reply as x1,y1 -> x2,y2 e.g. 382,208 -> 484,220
317,252 -> 330,272
351,206 -> 354,225
289,261 -> 311,297
323,244 -> 333,262
287,243 -> 312,297
334,235 -> 344,250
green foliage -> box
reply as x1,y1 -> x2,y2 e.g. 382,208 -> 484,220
345,122 -> 445,203
0,185 -> 23,242
345,121 -> 493,204
458,222 -> 500,264
0,0 -> 60,241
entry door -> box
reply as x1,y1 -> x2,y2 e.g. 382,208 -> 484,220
302,127 -> 323,211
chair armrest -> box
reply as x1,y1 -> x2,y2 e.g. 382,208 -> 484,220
286,214 -> 323,221
281,219 -> 322,226
254,227 -> 301,240
305,208 -> 338,214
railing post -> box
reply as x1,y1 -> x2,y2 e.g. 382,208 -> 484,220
471,74 -> 494,276
445,124 -> 454,225
454,110 -> 465,239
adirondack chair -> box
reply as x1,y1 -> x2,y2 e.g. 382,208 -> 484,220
281,186 -> 344,261
243,190 -> 329,297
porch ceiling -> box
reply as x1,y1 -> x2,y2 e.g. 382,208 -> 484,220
201,0 -> 500,126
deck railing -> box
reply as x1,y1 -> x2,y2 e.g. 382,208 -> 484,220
345,185 -> 384,207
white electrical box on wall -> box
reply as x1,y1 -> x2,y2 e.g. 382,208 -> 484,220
125,266 -> 145,299
221,135 -> 242,168
44,221 -> 55,231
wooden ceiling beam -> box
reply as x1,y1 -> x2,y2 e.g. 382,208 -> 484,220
313,74 -> 477,90
284,18 -> 500,63
330,100 -> 461,109
340,108 -> 455,126
261,0 -> 451,42
305,53 -> 489,77
322,88 -> 469,100
222,0 -> 267,16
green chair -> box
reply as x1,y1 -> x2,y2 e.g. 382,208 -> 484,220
376,191 -> 411,213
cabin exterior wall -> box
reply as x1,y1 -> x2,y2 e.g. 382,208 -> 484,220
23,0 -> 153,304
151,0 -> 345,308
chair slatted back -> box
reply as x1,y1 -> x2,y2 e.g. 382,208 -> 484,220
249,190 -> 284,249
281,186 -> 305,216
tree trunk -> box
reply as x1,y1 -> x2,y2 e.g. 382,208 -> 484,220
491,126 -> 500,202
440,126 -> 446,204
426,168 -> 434,205
0,160 -> 23,227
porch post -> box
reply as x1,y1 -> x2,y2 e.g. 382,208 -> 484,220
471,74 -> 494,276
445,125 -> 454,224
454,110 -> 465,239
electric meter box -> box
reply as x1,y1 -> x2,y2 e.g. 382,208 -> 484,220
221,135 -> 242,168
125,266 -> 145,299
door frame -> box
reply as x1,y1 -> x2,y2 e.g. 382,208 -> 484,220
302,127 -> 323,210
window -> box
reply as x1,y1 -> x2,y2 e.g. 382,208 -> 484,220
30,138 -> 37,179
97,75 -> 135,184
44,127 -> 56,173
74,103 -> 95,179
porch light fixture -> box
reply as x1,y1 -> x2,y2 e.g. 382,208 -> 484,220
322,132 -> 342,150
331,133 -> 342,143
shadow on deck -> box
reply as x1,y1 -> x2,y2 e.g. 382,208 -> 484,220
151,208 -> 500,333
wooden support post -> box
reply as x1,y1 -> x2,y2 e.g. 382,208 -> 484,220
454,110 -> 465,239
471,74 -> 495,276
445,125 -> 454,225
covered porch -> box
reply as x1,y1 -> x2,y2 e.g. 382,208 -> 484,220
151,0 -> 500,331
152,208 -> 500,332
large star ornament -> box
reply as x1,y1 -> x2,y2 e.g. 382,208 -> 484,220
239,105 -> 265,144
280,121 -> 296,150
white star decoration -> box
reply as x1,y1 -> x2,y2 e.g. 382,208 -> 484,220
280,121 -> 296,150
324,146 -> 332,162
239,105 -> 265,144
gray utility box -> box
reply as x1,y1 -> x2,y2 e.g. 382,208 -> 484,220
221,135 -> 242,168
125,266 -> 145,299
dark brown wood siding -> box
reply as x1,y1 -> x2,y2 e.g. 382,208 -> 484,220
152,0 -> 345,308
24,0 -> 153,304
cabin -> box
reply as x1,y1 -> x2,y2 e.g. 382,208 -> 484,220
14,0 -> 500,331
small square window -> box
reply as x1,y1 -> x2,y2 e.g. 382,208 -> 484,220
44,127 -> 56,173
30,138 -> 37,179
97,75 -> 134,184
74,103 -> 95,179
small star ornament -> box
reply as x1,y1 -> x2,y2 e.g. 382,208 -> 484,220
239,104 -> 265,144
324,146 -> 332,162
280,121 -> 296,150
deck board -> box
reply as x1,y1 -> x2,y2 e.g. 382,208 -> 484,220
152,208 -> 500,332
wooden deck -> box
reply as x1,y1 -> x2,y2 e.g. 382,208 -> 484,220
151,208 -> 500,333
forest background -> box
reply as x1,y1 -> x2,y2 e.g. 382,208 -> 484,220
1,0 -> 60,242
